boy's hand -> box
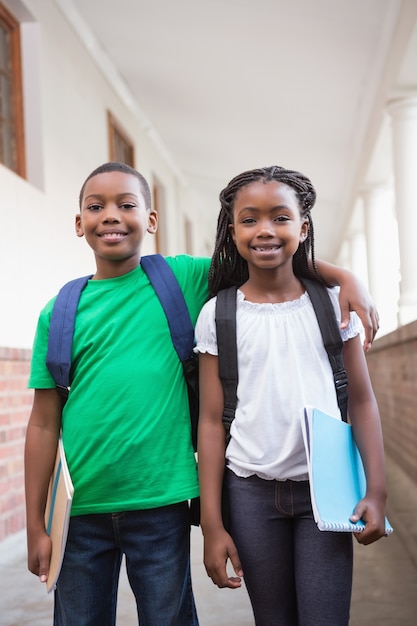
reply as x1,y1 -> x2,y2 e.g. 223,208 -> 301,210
338,277 -> 379,351
203,527 -> 243,589
27,530 -> 52,583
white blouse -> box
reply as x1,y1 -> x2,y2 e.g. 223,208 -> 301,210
195,287 -> 361,482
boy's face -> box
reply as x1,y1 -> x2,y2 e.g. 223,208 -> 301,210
76,171 -> 157,278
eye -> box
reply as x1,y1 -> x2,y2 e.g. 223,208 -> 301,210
120,202 -> 136,210
241,217 -> 256,224
275,215 -> 290,222
87,203 -> 102,211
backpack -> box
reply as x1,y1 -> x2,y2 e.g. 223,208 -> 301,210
46,254 -> 199,451
215,279 -> 348,444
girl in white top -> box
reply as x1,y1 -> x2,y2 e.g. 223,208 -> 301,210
195,166 -> 388,626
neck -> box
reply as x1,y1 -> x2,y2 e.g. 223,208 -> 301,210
92,255 -> 140,280
240,268 -> 304,303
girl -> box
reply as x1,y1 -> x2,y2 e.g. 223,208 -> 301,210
195,166 -> 388,626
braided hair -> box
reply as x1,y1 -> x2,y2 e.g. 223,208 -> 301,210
208,165 -> 323,297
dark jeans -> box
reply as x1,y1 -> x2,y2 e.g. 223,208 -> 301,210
226,470 -> 353,626
54,502 -> 198,626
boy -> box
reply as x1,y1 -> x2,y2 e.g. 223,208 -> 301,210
25,162 -> 378,625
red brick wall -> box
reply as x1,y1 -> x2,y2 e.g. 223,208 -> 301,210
366,320 -> 417,485
0,347 -> 33,542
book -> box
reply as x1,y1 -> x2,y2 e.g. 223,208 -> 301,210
44,437 -> 74,593
301,406 -> 393,534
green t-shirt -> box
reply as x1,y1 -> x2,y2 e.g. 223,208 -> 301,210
29,255 -> 210,515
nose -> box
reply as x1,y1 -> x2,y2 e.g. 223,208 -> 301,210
257,219 -> 274,236
101,203 -> 121,222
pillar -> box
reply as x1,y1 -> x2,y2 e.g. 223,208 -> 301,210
387,96 -> 417,325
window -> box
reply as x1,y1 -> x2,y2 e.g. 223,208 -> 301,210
0,2 -> 25,177
107,111 -> 134,166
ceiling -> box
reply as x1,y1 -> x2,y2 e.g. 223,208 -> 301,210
66,0 -> 417,259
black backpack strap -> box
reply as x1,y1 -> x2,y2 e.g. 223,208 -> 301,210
46,275 -> 92,405
215,281 -> 348,442
301,278 -> 348,422
140,254 -> 198,450
215,287 -> 238,442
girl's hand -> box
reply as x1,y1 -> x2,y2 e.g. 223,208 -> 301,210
203,527 -> 243,589
350,496 -> 387,545
338,275 -> 379,352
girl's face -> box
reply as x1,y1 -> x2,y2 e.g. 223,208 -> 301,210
229,180 -> 308,273
75,171 -> 157,278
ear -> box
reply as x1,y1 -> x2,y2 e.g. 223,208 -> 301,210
299,220 -> 309,242
75,214 -> 84,238
147,209 -> 158,234
228,223 -> 236,244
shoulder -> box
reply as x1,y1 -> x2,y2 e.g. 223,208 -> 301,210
164,255 -> 210,278
325,287 -> 362,341
195,296 -> 218,354
163,255 -> 210,321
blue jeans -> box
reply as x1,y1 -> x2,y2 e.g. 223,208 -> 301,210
226,470 -> 353,626
54,502 -> 198,626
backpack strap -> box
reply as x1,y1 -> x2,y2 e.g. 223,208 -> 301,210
301,279 -> 348,423
140,254 -> 198,449
215,286 -> 238,442
46,274 -> 92,405
215,281 -> 349,441
140,255 -> 194,363
45,255 -> 198,447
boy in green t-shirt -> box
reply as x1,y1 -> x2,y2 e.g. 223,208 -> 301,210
24,162 -> 379,626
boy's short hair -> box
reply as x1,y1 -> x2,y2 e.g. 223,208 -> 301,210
78,162 -> 152,210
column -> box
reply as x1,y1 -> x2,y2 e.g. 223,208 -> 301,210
348,228 -> 368,290
387,96 -> 417,325
361,184 -> 399,335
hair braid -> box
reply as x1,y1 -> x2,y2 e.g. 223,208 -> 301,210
208,165 -> 324,297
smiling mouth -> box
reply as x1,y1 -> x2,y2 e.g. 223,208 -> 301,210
99,232 -> 127,240
253,245 -> 281,251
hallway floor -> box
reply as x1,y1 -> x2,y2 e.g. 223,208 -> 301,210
1,455 -> 416,625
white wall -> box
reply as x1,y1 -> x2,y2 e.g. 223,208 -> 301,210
1,0 -> 213,349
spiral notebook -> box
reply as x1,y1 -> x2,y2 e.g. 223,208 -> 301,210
44,437 -> 74,593
302,406 -> 393,534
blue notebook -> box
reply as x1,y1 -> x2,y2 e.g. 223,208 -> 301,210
302,406 -> 393,534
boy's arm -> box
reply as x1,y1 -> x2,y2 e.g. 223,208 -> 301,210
25,388 -> 62,583
342,336 -> 388,545
316,260 -> 379,352
197,352 -> 243,589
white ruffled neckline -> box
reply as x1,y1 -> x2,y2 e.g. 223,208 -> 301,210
236,288 -> 310,313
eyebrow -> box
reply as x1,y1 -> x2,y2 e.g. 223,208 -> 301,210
83,192 -> 140,202
237,204 -> 292,212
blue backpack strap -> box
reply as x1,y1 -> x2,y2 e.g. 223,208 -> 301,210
46,275 -> 92,403
141,254 -> 198,450
140,254 -> 194,361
